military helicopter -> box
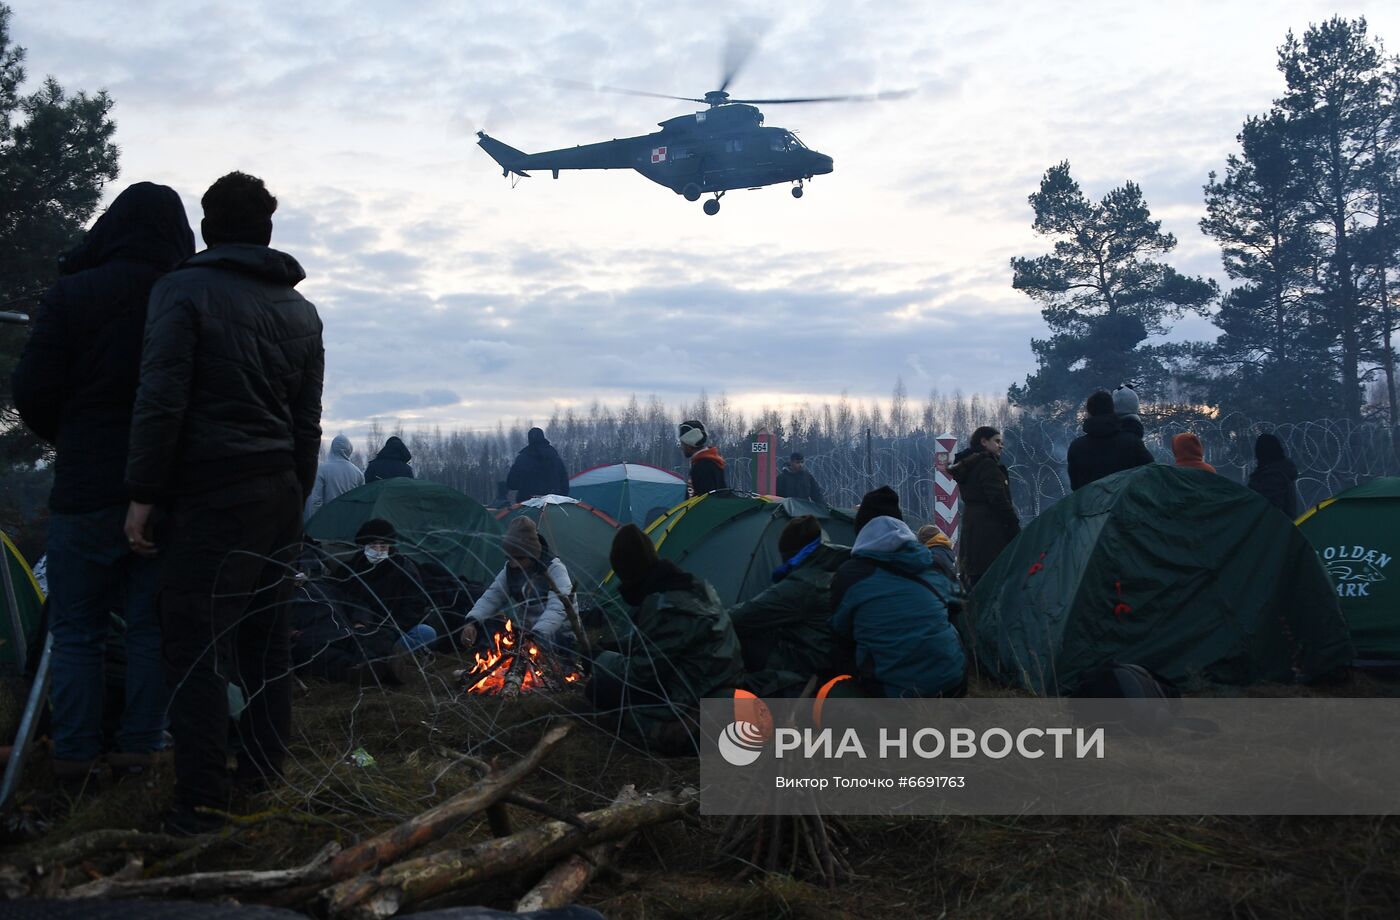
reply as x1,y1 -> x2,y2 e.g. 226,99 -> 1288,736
476,48 -> 908,215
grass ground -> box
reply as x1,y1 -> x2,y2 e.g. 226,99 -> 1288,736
4,667 -> 1400,919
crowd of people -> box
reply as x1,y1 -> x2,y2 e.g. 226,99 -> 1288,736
8,174 -> 1304,834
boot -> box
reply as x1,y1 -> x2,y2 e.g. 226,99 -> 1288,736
51,758 -> 101,794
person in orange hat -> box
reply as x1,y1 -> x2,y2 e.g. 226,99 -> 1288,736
1171,432 -> 1216,473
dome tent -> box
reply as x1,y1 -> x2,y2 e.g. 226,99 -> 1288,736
495,495 -> 621,591
962,464 -> 1351,695
641,491 -> 856,607
569,462 -> 687,527
1296,477 -> 1400,665
306,478 -> 504,583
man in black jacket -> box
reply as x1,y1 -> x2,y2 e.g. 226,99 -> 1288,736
506,427 -> 569,501
124,172 -> 324,834
775,452 -> 825,503
12,182 -> 194,783
1066,390 -> 1154,490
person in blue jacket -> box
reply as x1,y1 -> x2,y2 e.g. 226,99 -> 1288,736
829,486 -> 966,698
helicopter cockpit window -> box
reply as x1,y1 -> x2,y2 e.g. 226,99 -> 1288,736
771,132 -> 805,152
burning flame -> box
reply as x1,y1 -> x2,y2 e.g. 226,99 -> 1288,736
465,619 -> 584,695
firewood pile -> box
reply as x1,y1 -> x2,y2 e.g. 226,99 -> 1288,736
0,724 -> 698,918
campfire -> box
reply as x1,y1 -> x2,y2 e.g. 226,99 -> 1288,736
461,619 -> 583,698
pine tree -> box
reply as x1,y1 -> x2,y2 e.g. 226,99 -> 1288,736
1009,162 -> 1217,411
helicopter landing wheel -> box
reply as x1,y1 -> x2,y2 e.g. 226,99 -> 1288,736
791,184 -> 804,199
683,183 -> 702,202
703,198 -> 721,216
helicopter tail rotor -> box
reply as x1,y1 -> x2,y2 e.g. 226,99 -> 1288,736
476,132 -> 532,178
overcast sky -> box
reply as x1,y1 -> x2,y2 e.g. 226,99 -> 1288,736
12,1 -> 1400,436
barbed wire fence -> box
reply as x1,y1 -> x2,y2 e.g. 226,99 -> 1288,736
401,417 -> 1398,526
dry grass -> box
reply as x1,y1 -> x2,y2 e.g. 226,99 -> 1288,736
4,666 -> 1400,919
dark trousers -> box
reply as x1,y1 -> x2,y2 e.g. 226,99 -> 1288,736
159,471 -> 302,809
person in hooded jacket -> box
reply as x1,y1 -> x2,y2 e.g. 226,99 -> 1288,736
1172,432 -> 1216,473
1066,390 -> 1154,490
304,434 -> 364,522
12,182 -> 194,783
460,517 -> 575,655
947,426 -> 1021,590
1247,433 -> 1299,518
726,515 -> 849,697
1113,384 -> 1145,440
506,427 -> 570,501
123,172 -> 323,835
587,524 -> 744,753
365,436 -> 414,482
829,487 -> 965,698
678,419 -> 727,496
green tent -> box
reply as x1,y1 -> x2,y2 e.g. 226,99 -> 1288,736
496,496 -> 620,592
1,532 -> 44,672
1297,477 -> 1400,665
641,491 -> 856,607
306,478 -> 504,583
963,464 -> 1351,695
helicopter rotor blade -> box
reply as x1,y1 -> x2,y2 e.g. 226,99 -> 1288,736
553,78 -> 704,104
727,89 -> 916,105
717,30 -> 761,94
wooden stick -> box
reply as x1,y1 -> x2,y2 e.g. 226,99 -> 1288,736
325,787 -> 696,920
328,723 -> 570,880
21,830 -> 186,869
513,786 -> 640,912
60,843 -> 341,901
502,791 -> 591,830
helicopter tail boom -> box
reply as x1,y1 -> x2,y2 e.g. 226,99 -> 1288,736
477,132 -> 533,177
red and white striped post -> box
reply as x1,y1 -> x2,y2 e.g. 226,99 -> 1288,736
751,428 -> 778,496
933,433 -> 960,548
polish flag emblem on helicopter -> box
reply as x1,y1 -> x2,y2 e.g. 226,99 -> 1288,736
651,147 -> 667,163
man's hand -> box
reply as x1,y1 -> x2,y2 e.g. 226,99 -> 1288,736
460,622 -> 478,648
125,501 -> 159,558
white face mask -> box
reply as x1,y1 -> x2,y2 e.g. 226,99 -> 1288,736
364,546 -> 390,565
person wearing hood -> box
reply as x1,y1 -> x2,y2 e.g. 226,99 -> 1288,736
1066,390 -> 1154,490
726,515 -> 850,697
948,427 -> 1021,590
915,525 -> 959,583
459,517 -> 575,655
365,436 -> 414,483
1247,433 -> 1299,518
1172,432 -> 1216,473
123,172 -> 324,835
678,419 -> 727,496
304,434 -> 364,522
1113,384 -> 1145,440
506,427 -> 570,501
829,488 -> 965,698
12,182 -> 194,784
587,524 -> 743,753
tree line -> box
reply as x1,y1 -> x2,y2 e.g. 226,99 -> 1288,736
1011,16 -> 1400,427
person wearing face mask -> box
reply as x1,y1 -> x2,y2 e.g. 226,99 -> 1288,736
331,519 -> 435,639
948,426 -> 1021,590
458,517 -> 575,657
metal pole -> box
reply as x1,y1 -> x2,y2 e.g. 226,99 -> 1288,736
865,427 -> 873,492
0,632 -> 52,813
1,545 -> 25,675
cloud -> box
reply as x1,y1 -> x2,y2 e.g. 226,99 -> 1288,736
14,0 -> 1400,438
